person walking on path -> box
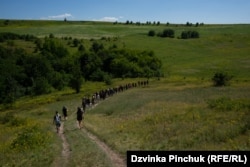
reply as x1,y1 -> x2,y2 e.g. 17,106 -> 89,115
53,111 -> 61,133
62,106 -> 68,120
77,107 -> 84,129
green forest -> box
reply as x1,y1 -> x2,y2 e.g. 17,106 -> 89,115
0,32 -> 162,104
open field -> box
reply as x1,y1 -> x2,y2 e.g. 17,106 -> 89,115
85,81 -> 250,153
0,20 -> 249,166
1,20 -> 249,80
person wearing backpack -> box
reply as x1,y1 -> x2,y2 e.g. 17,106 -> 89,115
53,111 -> 61,133
77,107 -> 84,129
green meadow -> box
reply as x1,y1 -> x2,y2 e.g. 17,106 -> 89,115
1,20 -> 249,80
0,20 -> 249,166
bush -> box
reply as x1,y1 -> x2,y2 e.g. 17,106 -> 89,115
161,29 -> 175,38
148,30 -> 155,37
212,71 -> 233,86
181,31 -> 199,39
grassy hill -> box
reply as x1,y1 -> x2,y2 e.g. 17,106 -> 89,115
1,20 -> 249,80
0,20 -> 249,166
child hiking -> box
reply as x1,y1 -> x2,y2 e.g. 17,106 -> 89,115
53,111 -> 61,133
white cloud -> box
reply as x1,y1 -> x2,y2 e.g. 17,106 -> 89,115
41,13 -> 73,20
97,17 -> 119,22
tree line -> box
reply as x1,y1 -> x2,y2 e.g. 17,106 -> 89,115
148,29 -> 199,39
0,32 -> 162,104
113,20 -> 204,27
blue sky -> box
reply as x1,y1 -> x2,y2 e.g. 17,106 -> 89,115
1,0 -> 249,24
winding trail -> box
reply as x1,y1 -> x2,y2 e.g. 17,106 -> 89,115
81,128 -> 126,167
59,123 -> 71,166
56,112 -> 126,167
53,122 -> 71,167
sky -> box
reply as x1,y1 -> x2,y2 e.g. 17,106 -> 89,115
1,0 -> 250,24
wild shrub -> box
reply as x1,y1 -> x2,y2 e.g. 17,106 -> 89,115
181,30 -> 199,39
148,30 -> 155,37
161,29 -> 175,38
212,71 -> 233,86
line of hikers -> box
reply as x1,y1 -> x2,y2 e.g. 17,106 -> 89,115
82,80 -> 149,109
53,80 -> 149,133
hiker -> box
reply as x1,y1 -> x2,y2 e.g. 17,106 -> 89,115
53,111 -> 61,133
82,97 -> 86,111
62,106 -> 68,120
77,107 -> 84,129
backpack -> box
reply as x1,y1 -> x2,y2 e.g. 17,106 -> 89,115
55,114 -> 60,124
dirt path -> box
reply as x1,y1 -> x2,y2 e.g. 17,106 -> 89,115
82,103 -> 126,167
59,122 -> 71,166
56,113 -> 126,167
53,122 -> 71,167
81,128 -> 126,167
